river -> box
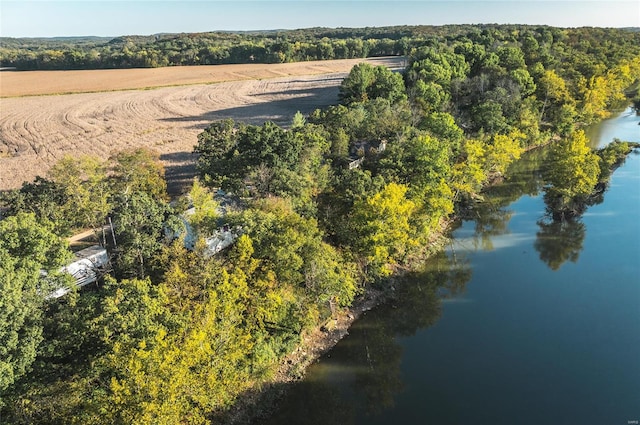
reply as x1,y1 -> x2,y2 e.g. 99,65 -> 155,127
260,108 -> 640,425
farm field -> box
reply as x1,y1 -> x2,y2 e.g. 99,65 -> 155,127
0,56 -> 404,194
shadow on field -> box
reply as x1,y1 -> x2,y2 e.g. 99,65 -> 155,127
161,151 -> 198,197
159,83 -> 342,196
159,85 -> 340,129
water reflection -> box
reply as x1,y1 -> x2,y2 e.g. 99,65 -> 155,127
488,145 -> 548,201
260,109 -> 640,424
261,251 -> 471,424
533,140 -> 637,271
584,107 -> 640,149
465,205 -> 514,251
534,219 -> 586,270
477,136 -> 626,271
458,146 -> 548,251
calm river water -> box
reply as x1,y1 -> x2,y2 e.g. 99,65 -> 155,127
262,108 -> 640,425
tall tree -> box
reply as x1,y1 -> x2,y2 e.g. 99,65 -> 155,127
352,183 -> 420,278
1,177 -> 68,235
110,148 -> 168,202
543,130 -> 600,219
339,63 -> 406,105
339,62 -> 376,104
111,192 -> 169,279
0,213 -> 71,398
376,132 -> 455,231
537,69 -> 574,130
185,179 -> 219,237
0,248 -> 44,400
194,119 -> 242,188
48,155 -> 111,234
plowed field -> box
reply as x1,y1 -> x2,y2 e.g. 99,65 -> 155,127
0,57 -> 404,194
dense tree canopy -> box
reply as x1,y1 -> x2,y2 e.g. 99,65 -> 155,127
0,213 -> 70,399
338,63 -> 407,105
2,23 -> 639,424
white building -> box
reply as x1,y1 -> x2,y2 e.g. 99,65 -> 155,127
48,245 -> 109,299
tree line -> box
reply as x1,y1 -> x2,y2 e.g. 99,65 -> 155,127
1,24 -> 639,424
1,25 -> 639,72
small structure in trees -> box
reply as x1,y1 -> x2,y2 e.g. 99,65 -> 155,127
203,227 -> 240,258
48,245 -> 110,298
168,189 -> 241,256
347,139 -> 387,169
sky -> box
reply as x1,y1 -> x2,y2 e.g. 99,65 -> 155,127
1,0 -> 639,38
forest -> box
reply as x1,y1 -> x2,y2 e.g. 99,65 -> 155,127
1,25 -> 639,71
1,25 -> 639,424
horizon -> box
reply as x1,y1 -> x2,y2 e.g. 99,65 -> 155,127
2,1 -> 639,39
3,24 -> 640,41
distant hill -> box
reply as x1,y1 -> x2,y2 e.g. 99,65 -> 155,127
1,24 -> 639,71
0,36 -> 113,49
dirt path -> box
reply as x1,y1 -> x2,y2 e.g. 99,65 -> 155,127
0,57 -> 404,194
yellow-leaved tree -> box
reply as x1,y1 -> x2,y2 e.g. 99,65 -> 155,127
484,130 -> 526,177
353,182 -> 420,278
543,130 -> 600,219
451,138 -> 487,199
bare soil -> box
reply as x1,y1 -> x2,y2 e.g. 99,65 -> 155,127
0,57 -> 403,194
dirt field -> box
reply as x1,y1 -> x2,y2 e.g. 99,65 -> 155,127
0,57 -> 404,194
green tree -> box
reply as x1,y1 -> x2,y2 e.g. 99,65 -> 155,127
497,46 -> 526,71
195,119 -> 242,188
93,275 -> 253,424
543,130 -> 600,219
0,249 -> 44,399
484,130 -> 526,176
0,213 -> 71,398
0,212 -> 71,271
1,177 -> 68,234
185,179 -> 219,236
110,148 -> 168,202
596,140 -> 633,182
338,62 -> 376,104
510,68 -> 536,97
406,48 -> 469,88
317,168 -> 385,247
339,63 -> 406,105
302,240 -> 358,308
451,138 -> 487,199
236,199 -> 358,326
111,192 -> 170,279
420,112 -> 464,154
537,69 -> 574,129
291,110 -> 306,129
472,100 -> 509,133
376,132 -> 454,231
409,80 -> 450,114
48,155 -> 111,234
518,97 -> 544,146
370,65 -> 407,104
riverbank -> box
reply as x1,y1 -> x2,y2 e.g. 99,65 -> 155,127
217,108 -> 639,424
219,228 -> 451,424
219,140 -> 570,424
250,107 -> 640,425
